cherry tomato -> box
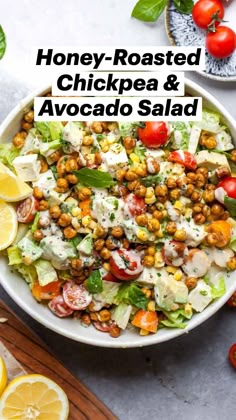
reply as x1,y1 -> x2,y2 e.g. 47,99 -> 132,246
93,321 -> 111,332
48,294 -> 74,318
110,249 -> 143,281
103,272 -> 120,283
168,150 -> 197,170
162,241 -> 188,267
63,281 -> 92,310
217,177 -> 236,200
206,26 -> 236,59
227,291 -> 236,307
192,0 -> 224,29
228,343 -> 236,369
131,310 -> 158,333
32,280 -> 61,301
138,122 -> 169,148
124,193 -> 146,217
16,196 -> 39,223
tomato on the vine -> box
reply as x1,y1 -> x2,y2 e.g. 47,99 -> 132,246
138,122 -> 169,148
192,0 -> 224,29
206,26 -> 236,59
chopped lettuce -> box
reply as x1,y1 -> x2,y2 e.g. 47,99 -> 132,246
39,139 -> 62,156
86,270 -> 103,294
7,246 -> 22,265
34,259 -> 58,286
34,122 -> 63,142
171,122 -> 190,150
77,233 -> 93,255
210,276 -> 226,299
0,144 -> 20,170
112,302 -> 132,330
197,109 -> 220,133
230,237 -> 236,252
133,145 -> 146,162
17,237 -> 43,262
20,129 -> 41,155
118,122 -> 138,137
31,213 -> 40,233
114,282 -> 148,310
160,308 -> 192,329
94,280 -> 120,305
15,264 -> 37,285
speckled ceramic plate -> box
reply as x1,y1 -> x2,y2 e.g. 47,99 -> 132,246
165,0 -> 236,82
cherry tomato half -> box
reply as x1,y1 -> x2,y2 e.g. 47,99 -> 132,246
103,272 -> 120,283
124,193 -> 146,217
16,196 -> 39,223
228,343 -> 236,369
48,294 -> 74,318
206,26 -> 236,59
168,150 -> 197,170
138,122 -> 169,149
110,249 -> 143,281
217,177 -> 236,200
192,0 -> 224,29
63,281 -> 92,310
227,291 -> 236,307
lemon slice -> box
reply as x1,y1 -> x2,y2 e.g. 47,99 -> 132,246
0,200 -> 18,250
0,374 -> 69,420
0,162 -> 32,202
0,357 -> 7,396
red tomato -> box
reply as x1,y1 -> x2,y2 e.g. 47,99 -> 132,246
217,177 -> 236,199
124,193 -> 146,217
93,321 -> 111,332
168,150 -> 197,170
103,272 -> 120,283
192,0 -> 224,29
48,294 -> 74,318
63,281 -> 92,310
206,26 -> 236,59
16,196 -> 39,223
110,249 -> 143,281
228,343 -> 236,369
138,122 -> 169,149
227,291 -> 236,307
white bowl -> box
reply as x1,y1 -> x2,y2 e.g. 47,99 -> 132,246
0,79 -> 236,348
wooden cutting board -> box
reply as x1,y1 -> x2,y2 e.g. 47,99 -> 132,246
0,300 -> 116,420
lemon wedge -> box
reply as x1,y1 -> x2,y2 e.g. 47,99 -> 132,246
0,162 -> 32,202
0,374 -> 69,420
0,200 -> 18,250
0,357 -> 7,397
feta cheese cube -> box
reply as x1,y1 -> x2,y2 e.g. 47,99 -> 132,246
13,154 -> 41,182
188,280 -> 212,312
63,122 -> 83,152
101,147 -> 128,175
32,169 -> 56,198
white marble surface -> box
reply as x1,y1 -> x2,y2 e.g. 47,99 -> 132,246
0,1 -> 236,419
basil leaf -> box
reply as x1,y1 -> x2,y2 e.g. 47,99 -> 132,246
73,168 -> 115,189
0,26 -> 6,60
224,196 -> 236,217
115,283 -> 148,310
173,0 -> 193,14
86,270 -> 103,294
131,0 -> 167,22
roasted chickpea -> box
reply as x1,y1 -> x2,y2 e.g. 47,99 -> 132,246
65,158 -> 78,172
125,170 -> 138,181
64,226 -> 77,239
56,178 -> 69,192
122,238 -> 130,249
185,277 -> 197,290
91,122 -> 103,134
13,131 -> 26,148
146,157 -> 160,174
111,226 -> 124,238
127,180 -> 140,191
196,173 -> 206,188
94,224 -> 106,238
135,165 -> 147,177
166,221 -> 177,235
49,205 -> 61,219
105,237 -> 118,250
81,314 -> 91,326
187,172 -> 197,184
109,324 -> 121,338
146,246 -> 156,256
135,214 -> 148,226
21,121 -> 32,131
49,150 -> 62,163
152,210 -> 163,221
215,166 -> 231,180
123,136 -> 136,150
38,200 -> 48,211
191,191 -> 202,202
211,203 -> 224,216
94,239 -> 105,251
203,189 -> 215,203
206,184 -> 216,191
78,187 -> 92,201
230,150 -> 236,162
184,184 -> 194,197
200,133 -> 217,149
174,229 -> 186,242
116,169 -> 126,182
33,230 -> 44,241
176,176 -> 189,188
206,232 -> 218,246
71,258 -> 83,270
100,248 -> 111,260
143,255 -> 155,267
167,177 -> 177,189
66,174 -> 78,184
39,159 -> 48,173
58,213 -> 72,227
24,110 -> 34,123
135,185 -> 147,198
221,211 -> 230,220
147,219 -> 160,232
90,312 -> 99,322
169,188 -> 181,200
194,213 -> 206,224
227,257 -> 236,271
82,135 -> 93,146
33,187 -> 43,200
192,203 -> 203,214
196,167 -> 208,177
155,185 -> 168,197
99,309 -> 111,322
202,205 -> 211,218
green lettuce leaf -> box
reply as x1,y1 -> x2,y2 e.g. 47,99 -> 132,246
0,144 -> 20,170
14,264 -> 37,285
210,276 -> 226,299
7,246 -> 22,265
34,259 -> 58,286
114,282 -> 148,310
86,270 -> 103,294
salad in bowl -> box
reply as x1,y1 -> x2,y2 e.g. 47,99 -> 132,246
0,86 -> 236,345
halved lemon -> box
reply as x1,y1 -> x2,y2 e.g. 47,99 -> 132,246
0,374 -> 69,420
0,162 -> 32,202
0,200 -> 18,250
0,357 -> 7,396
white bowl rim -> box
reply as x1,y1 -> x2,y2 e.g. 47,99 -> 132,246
0,78 -> 236,348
